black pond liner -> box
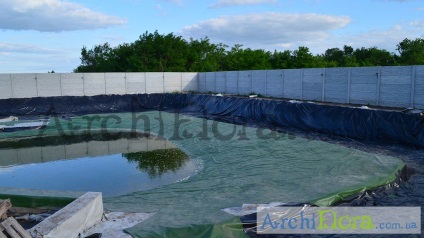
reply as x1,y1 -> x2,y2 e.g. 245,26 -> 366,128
1,93 -> 423,237
0,93 -> 423,148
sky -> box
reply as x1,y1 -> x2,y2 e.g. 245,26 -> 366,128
0,0 -> 423,73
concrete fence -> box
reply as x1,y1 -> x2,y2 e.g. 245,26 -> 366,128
0,72 -> 198,99
0,66 -> 423,109
199,66 -> 424,109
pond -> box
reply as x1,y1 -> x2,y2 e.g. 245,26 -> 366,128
0,111 -> 405,237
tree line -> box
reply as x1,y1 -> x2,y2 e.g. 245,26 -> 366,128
74,31 -> 424,73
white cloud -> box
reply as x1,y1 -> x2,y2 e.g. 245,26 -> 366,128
180,13 -> 351,50
307,24 -> 423,54
410,20 -> 424,29
0,0 -> 127,32
0,42 -> 79,73
0,52 -> 79,73
210,0 -> 277,8
0,42 -> 63,54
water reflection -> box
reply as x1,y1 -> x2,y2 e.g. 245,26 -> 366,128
0,131 -> 197,196
124,149 -> 189,178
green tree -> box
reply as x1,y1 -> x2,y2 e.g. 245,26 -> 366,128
292,46 -> 319,68
74,31 -> 423,73
111,43 -> 141,72
353,47 -> 394,66
74,43 -> 115,72
131,31 -> 191,72
324,47 -> 344,66
222,44 -> 272,71
322,45 -> 358,67
187,38 -> 227,72
397,38 -> 424,65
270,50 -> 292,69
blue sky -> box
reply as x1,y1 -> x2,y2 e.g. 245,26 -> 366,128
0,0 -> 423,73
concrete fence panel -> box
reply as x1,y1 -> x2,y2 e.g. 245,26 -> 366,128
238,71 -> 251,95
266,70 -> 283,98
0,74 -> 12,99
350,67 -> 379,105
164,72 -> 182,93
303,68 -> 324,101
198,73 -> 207,92
324,68 -> 349,104
61,73 -> 84,96
12,74 -> 38,98
379,66 -> 413,108
37,73 -> 62,97
205,72 -> 216,92
105,73 -> 126,95
83,73 -> 106,96
145,73 -> 164,93
125,73 -> 146,94
226,71 -> 238,94
215,72 -> 226,93
284,69 -> 302,100
251,70 -> 267,96
182,72 -> 198,92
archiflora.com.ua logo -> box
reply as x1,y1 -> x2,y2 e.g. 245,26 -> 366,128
257,206 -> 421,234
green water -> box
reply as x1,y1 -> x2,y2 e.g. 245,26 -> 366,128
0,111 -> 405,237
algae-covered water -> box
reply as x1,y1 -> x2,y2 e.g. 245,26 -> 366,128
0,111 -> 405,237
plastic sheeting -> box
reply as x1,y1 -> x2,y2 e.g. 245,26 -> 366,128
0,93 -> 423,147
0,120 -> 49,132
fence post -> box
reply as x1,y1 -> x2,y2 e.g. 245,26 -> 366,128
197,73 -> 200,92
124,73 -> 127,94
347,68 -> 351,104
162,73 -> 165,93
214,72 -> 217,92
144,73 -> 147,94
237,71 -> 240,95
224,72 -> 228,94
35,74 -> 39,97
411,66 -> 417,108
281,69 -> 285,98
301,69 -> 304,100
104,73 -> 107,95
250,70 -> 253,94
376,67 -> 382,106
9,74 -> 14,98
59,73 -> 63,96
82,73 -> 85,96
322,68 -> 326,102
265,70 -> 268,97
